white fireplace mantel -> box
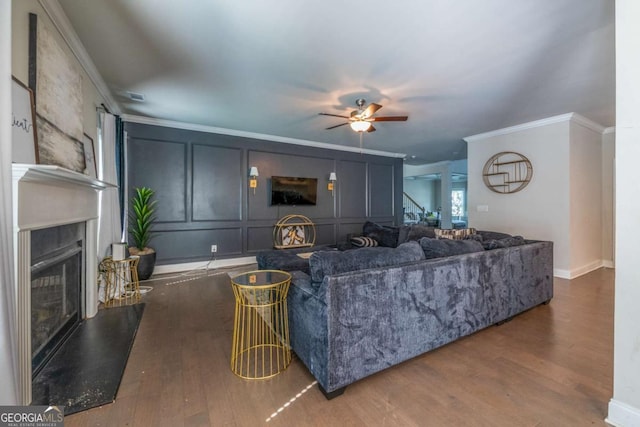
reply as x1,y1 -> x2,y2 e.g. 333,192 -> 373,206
12,163 -> 113,190
12,164 -> 115,231
12,163 -> 115,405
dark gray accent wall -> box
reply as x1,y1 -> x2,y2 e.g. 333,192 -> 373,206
125,122 -> 403,265
192,145 -> 243,221
129,139 -> 187,222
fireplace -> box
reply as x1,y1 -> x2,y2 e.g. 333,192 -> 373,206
30,223 -> 85,376
12,164 -> 112,404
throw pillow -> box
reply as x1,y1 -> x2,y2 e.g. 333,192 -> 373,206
418,237 -> 484,259
482,236 -> 526,250
406,224 -> 437,241
362,221 -> 400,247
435,228 -> 477,240
351,236 -> 379,247
476,230 -> 513,241
309,241 -> 425,283
397,225 -> 411,245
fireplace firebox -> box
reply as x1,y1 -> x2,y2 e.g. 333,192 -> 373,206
30,222 -> 85,377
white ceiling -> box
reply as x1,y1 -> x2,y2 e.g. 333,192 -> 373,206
57,0 -> 615,165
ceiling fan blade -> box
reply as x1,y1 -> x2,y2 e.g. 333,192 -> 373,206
319,113 -> 350,119
371,116 -> 408,122
367,125 -> 377,133
326,122 -> 349,130
360,103 -> 383,119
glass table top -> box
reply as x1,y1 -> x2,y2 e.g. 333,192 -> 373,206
231,270 -> 291,287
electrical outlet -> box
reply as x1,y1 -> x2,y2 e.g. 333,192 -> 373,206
211,244 -> 218,253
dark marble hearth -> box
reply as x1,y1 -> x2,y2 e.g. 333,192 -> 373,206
32,304 -> 144,415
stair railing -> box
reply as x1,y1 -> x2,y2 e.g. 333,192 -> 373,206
403,192 -> 425,222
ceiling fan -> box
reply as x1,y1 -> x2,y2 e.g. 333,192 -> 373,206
319,99 -> 408,132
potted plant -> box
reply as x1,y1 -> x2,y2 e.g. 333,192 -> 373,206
128,186 -> 157,280
425,211 -> 439,227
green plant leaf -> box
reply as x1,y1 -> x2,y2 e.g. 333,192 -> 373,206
128,186 -> 157,250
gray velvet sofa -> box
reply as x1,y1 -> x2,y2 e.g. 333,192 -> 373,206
286,238 -> 554,398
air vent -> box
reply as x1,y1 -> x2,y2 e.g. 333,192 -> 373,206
126,91 -> 145,102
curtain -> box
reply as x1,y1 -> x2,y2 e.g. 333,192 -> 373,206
0,0 -> 19,404
115,116 -> 125,235
97,112 -> 122,261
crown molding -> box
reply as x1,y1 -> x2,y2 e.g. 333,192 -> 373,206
464,113 -> 607,143
121,114 -> 407,159
38,0 -> 121,114
464,113 -> 574,143
570,113 -> 606,134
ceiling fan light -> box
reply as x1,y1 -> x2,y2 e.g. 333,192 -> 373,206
350,121 -> 371,132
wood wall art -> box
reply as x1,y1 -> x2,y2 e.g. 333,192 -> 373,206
11,76 -> 39,164
28,13 -> 86,173
482,151 -> 533,194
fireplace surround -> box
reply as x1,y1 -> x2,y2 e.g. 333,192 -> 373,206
12,164 -> 113,404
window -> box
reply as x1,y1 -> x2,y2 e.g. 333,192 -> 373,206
451,190 -> 465,219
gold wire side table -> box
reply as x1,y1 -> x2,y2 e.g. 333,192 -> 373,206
100,256 -> 141,307
230,270 -> 292,379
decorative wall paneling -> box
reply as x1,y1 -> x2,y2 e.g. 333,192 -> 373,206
126,122 -> 402,265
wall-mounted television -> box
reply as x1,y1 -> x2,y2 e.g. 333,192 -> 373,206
270,176 -> 317,206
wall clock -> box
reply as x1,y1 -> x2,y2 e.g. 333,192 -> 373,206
482,151 -> 533,194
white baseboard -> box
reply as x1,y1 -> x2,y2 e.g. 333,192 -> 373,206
554,259 -> 611,279
570,260 -> 606,278
153,256 -> 256,275
606,399 -> 640,427
553,269 -> 571,279
603,259 -> 615,268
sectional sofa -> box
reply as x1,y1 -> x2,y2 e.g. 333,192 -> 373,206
264,225 -> 554,398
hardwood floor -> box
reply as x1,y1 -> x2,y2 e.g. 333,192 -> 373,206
66,266 -> 614,426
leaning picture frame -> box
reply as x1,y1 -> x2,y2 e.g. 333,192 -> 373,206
11,76 -> 39,164
29,13 -> 85,172
82,133 -> 97,178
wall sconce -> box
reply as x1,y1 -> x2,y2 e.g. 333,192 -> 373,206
328,172 -> 337,196
249,166 -> 259,195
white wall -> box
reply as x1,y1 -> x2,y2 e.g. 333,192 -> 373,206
607,0 -> 640,425
466,118 -> 572,274
569,121 -> 603,276
450,159 -> 468,174
602,129 -> 615,267
465,113 -> 610,279
0,0 -> 18,406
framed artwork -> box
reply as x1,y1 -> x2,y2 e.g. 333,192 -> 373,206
28,13 -> 85,173
11,76 -> 39,164
281,225 -> 306,247
82,134 -> 97,178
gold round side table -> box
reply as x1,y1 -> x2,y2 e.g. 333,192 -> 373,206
100,256 -> 141,307
229,270 -> 292,379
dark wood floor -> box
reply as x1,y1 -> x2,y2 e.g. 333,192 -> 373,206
66,266 -> 614,426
